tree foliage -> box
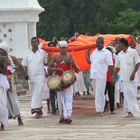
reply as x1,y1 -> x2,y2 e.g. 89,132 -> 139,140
37,0 -> 140,40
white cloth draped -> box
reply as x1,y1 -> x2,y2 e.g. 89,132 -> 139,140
29,80 -> 45,111
73,72 -> 87,93
57,86 -> 73,119
122,81 -> 139,113
7,75 -> 20,118
43,77 -> 50,100
0,74 -> 9,127
92,79 -> 106,112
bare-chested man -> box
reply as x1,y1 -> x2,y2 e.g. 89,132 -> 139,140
48,41 -> 79,124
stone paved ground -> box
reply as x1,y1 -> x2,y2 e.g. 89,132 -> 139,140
1,91 -> 140,140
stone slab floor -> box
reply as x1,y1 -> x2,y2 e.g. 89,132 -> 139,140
1,93 -> 140,140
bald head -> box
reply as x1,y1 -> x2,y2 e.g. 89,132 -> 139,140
96,37 -> 104,43
96,37 -> 104,50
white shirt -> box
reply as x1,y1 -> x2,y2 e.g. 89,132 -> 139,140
116,47 -> 140,82
90,48 -> 113,79
22,48 -> 48,82
0,74 -> 9,89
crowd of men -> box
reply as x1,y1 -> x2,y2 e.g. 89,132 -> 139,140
0,33 -> 140,131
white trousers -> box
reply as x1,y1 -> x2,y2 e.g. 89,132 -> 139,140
122,81 -> 139,113
57,86 -> 73,119
92,79 -> 106,112
0,87 -> 8,127
29,80 -> 45,110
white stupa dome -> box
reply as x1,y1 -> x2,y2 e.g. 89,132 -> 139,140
0,0 -> 44,11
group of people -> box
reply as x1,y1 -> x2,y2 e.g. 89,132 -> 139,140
0,34 -> 140,131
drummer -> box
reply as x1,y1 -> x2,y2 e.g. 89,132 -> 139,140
48,40 -> 79,124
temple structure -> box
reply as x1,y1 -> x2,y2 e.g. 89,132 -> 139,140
0,0 -> 44,58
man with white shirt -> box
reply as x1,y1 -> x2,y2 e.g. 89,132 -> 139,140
86,37 -> 113,116
113,38 -> 140,118
135,36 -> 140,88
22,37 -> 48,118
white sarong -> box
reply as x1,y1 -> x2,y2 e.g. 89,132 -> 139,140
92,79 -> 106,112
122,81 -> 139,113
73,72 -> 87,94
57,85 -> 73,119
7,75 -> 20,118
29,80 -> 45,114
42,77 -> 50,100
0,74 -> 9,127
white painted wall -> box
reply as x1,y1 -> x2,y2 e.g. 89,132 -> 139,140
0,0 -> 44,58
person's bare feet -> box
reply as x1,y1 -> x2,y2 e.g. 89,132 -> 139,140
18,117 -> 24,125
110,111 -> 116,115
76,92 -> 81,97
59,118 -> 64,124
1,124 -> 4,131
87,91 -> 91,95
127,112 -> 133,118
35,112 -> 43,119
97,112 -> 104,117
116,103 -> 120,109
47,111 -> 51,114
64,118 -> 72,124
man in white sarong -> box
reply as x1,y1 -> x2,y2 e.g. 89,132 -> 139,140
0,56 -> 9,130
48,41 -> 79,124
113,38 -> 140,118
22,37 -> 48,118
0,41 -> 24,125
86,37 -> 113,116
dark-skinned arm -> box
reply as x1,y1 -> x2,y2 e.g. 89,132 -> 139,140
130,63 -> 139,81
11,55 -> 27,78
48,55 -> 63,74
111,67 -> 120,84
0,56 -> 8,74
86,48 -> 91,64
70,55 -> 80,73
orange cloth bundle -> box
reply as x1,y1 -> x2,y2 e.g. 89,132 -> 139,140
40,34 -> 132,71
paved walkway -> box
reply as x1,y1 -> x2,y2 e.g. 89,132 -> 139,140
1,92 -> 140,140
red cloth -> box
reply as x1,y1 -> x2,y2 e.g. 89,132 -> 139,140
5,70 -> 11,76
55,63 -> 72,76
106,58 -> 115,81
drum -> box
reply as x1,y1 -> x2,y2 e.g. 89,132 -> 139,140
47,75 -> 62,90
62,70 -> 76,86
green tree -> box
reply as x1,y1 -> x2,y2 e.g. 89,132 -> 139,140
37,0 -> 140,40
107,8 -> 140,36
